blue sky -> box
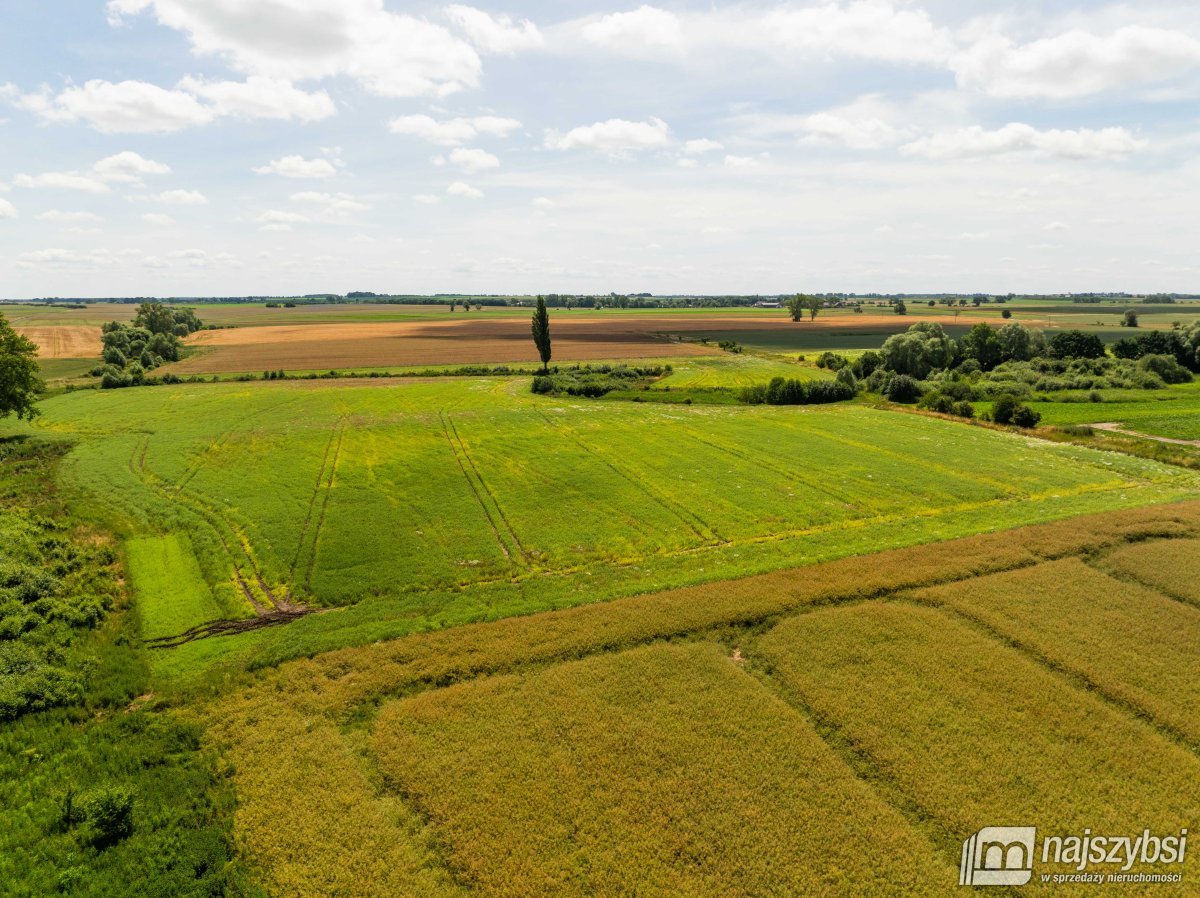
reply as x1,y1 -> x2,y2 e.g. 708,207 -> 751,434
2,1 -> 1199,297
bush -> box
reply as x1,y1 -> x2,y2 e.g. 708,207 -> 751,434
851,350 -> 883,379
992,394 -> 1041,427
1139,354 -> 1193,385
884,375 -> 922,403
79,785 -> 135,847
1047,330 -> 1106,360
815,352 -> 848,371
835,367 -> 858,391
740,378 -> 855,406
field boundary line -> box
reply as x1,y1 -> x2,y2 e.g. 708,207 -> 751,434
897,595 -> 1200,759
1083,554 -> 1200,614
438,411 -> 526,569
534,408 -> 725,545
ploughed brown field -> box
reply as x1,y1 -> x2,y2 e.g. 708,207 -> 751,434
166,312 -> 942,373
15,325 -> 103,359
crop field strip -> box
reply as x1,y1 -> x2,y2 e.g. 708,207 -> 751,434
203,501 -> 1200,896
29,380 -> 1200,669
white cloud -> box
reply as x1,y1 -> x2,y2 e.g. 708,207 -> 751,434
447,147 -> 499,173
723,154 -> 759,169
254,155 -> 338,178
412,193 -> 441,204
258,210 -> 310,224
177,76 -> 335,121
142,212 -> 175,225
569,1 -> 954,66
17,80 -> 215,133
290,191 -> 369,214
547,117 -> 671,154
0,198 -> 16,219
582,6 -> 684,55
1044,221 -> 1069,231
17,248 -> 115,269
37,210 -> 103,224
532,196 -> 555,208
447,181 -> 484,198
901,123 -> 1148,161
388,113 -> 521,145
683,138 -> 723,155
154,189 -> 208,205
92,150 -> 171,182
14,172 -> 111,193
953,26 -> 1200,99
107,0 -> 482,98
445,5 -> 543,54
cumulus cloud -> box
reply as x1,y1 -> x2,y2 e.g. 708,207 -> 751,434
14,172 -> 111,193
412,193 -> 441,204
142,212 -> 175,225
388,113 -> 521,145
258,209 -> 310,224
9,76 -> 331,133
682,138 -> 723,155
290,191 -> 370,214
953,26 -> 1200,99
0,198 -> 16,219
447,181 -> 484,198
92,150 -> 172,182
445,5 -> 542,54
177,75 -> 335,121
901,123 -> 1148,160
567,1 -> 954,65
582,6 -> 684,55
17,248 -> 116,269
446,147 -> 500,173
106,0 -> 484,98
154,188 -> 208,205
254,155 -> 338,178
546,117 -> 671,154
37,210 -> 104,224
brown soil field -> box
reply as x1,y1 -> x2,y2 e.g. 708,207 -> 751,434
167,313 -> 961,373
16,326 -> 103,359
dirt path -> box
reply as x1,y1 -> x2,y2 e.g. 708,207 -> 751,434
1092,422 -> 1200,448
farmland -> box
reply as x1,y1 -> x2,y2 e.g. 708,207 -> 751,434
6,298 -> 1200,896
14,373 -> 1195,685
204,500 -> 1200,897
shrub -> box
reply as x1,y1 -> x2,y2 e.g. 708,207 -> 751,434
79,785 -> 135,847
1047,330 -> 1106,360
851,350 -> 883,379
1011,404 -> 1042,428
835,367 -> 858,391
740,378 -> 855,406
884,375 -> 922,403
1139,354 -> 1193,385
992,394 -> 1041,427
815,352 -> 848,371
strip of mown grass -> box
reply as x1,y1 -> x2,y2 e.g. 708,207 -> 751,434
911,556 -> 1200,747
753,602 -> 1200,891
372,642 -> 957,898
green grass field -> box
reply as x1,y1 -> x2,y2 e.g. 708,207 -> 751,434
15,375 -> 1197,684
1025,383 -> 1200,441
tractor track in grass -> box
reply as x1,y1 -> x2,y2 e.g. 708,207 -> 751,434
302,420 -> 347,592
129,436 -> 308,624
534,408 -> 726,546
439,411 -> 530,568
292,418 -> 346,589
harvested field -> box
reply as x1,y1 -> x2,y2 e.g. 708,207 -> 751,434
167,312 -> 966,373
14,325 -> 101,359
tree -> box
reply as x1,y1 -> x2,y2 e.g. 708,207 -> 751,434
1047,329 -> 1106,360
531,296 -> 552,373
1122,309 -> 1139,328
1001,308 -> 1012,319
960,322 -> 1002,371
0,312 -> 43,420
894,300 -> 907,315
881,322 -> 954,379
995,323 -> 1044,364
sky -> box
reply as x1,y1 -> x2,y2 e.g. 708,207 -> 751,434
1,1 -> 1199,298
